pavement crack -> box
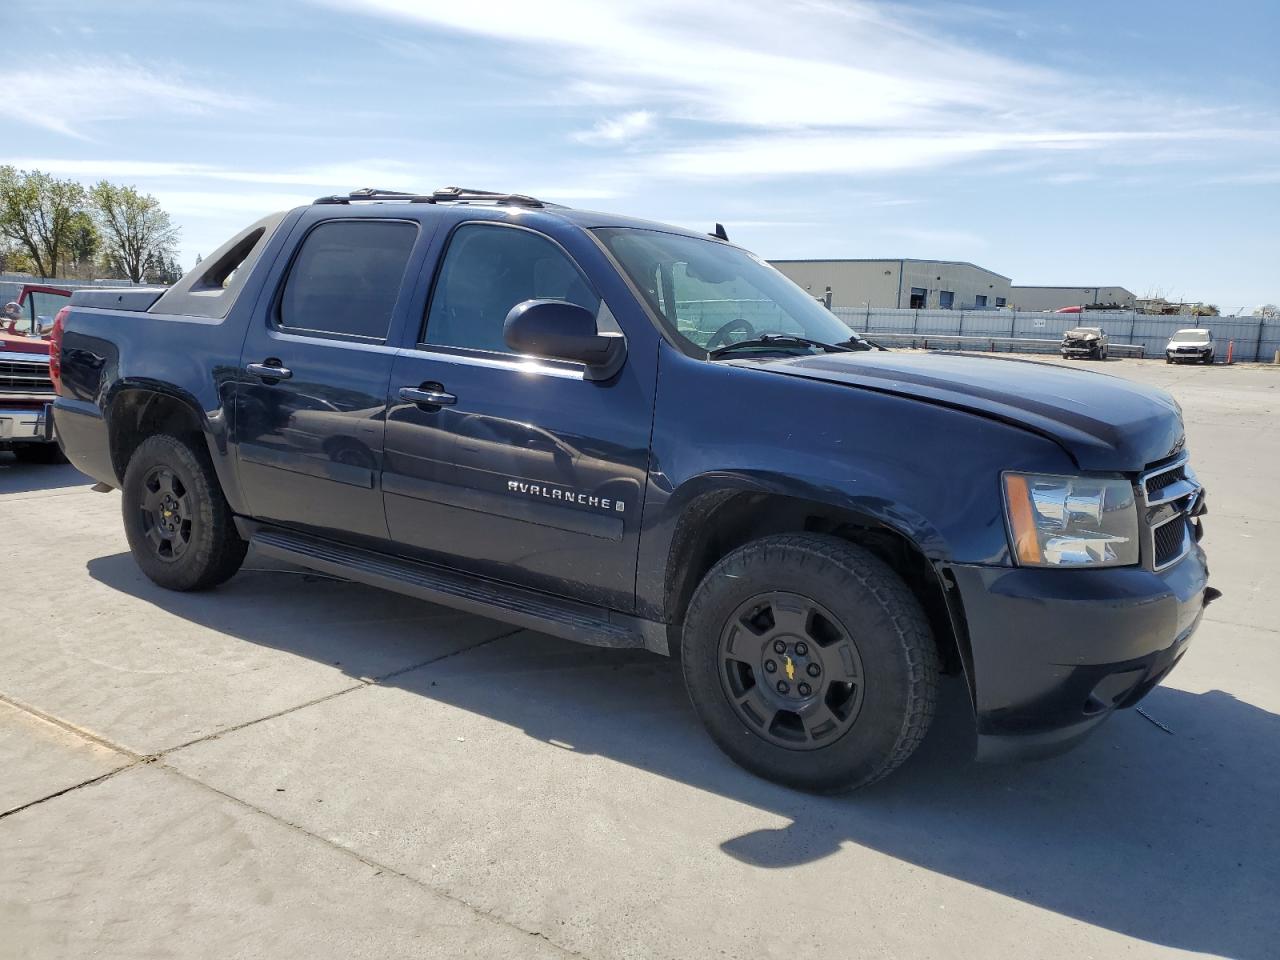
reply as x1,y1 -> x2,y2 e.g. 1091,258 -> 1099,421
158,681 -> 369,756
0,763 -> 139,821
0,691 -> 142,760
154,762 -> 590,959
372,627 -> 523,683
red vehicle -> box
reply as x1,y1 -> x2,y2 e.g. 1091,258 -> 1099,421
1,284 -> 71,462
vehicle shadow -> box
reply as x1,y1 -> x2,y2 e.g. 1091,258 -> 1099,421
87,552 -> 1280,960
0,455 -> 92,496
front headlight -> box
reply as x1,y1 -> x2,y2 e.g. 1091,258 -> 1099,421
1002,472 -> 1139,567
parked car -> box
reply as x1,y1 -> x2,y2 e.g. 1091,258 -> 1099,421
1165,328 -> 1215,365
52,188 -> 1212,793
1060,326 -> 1109,360
0,284 -> 70,463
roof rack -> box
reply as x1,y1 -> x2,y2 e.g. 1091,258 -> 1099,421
313,186 -> 548,208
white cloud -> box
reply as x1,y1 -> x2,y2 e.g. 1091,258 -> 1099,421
0,58 -> 258,139
0,158 -> 428,192
888,226 -> 988,252
572,111 -> 655,145
1207,169 -> 1280,185
329,0 -> 1276,181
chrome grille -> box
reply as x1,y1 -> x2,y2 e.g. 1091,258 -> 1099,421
1139,452 -> 1201,570
0,358 -> 54,394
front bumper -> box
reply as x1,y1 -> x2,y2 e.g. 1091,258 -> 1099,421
948,544 -> 1210,762
0,403 -> 55,446
1167,348 -> 1212,362
1061,343 -> 1100,356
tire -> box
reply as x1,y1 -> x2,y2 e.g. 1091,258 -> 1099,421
1165,357 -> 1173,364
121,434 -> 246,591
681,534 -> 939,793
13,443 -> 66,464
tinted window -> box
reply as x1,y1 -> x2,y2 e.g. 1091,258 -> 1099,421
424,224 -> 598,354
279,220 -> 417,339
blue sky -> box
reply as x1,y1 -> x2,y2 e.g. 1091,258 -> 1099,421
5,0 -> 1277,310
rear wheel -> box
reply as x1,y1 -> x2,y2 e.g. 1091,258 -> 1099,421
121,434 -> 246,591
682,534 -> 939,793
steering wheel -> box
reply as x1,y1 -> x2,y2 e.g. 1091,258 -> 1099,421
706,318 -> 756,351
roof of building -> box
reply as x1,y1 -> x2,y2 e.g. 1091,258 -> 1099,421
768,258 -> 1011,280
1011,284 -> 1134,292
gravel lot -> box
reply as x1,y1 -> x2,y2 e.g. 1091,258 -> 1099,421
2,356 -> 1277,960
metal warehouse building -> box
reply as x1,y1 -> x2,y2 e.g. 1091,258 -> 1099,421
1009,285 -> 1136,311
769,259 -> 1012,311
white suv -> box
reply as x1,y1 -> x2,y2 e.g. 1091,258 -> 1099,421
1165,328 -> 1214,365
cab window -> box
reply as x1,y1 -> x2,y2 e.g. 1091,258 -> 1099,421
423,223 -> 599,354
278,220 -> 418,340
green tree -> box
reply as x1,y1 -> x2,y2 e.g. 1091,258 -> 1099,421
66,211 -> 100,277
90,181 -> 180,283
145,251 -> 184,285
0,166 -> 89,278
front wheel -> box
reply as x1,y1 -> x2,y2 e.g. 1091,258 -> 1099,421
121,434 -> 247,591
682,534 -> 939,793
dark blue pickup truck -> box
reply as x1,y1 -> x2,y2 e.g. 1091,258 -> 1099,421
51,187 -> 1213,792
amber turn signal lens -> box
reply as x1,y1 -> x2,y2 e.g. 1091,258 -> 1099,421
1003,473 -> 1043,564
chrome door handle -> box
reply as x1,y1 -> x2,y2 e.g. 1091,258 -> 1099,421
246,361 -> 293,381
399,386 -> 456,406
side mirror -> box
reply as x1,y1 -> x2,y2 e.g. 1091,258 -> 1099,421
503,299 -> 626,381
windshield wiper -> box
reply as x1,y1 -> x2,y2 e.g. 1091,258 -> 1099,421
709,333 -> 859,358
848,334 -> 887,351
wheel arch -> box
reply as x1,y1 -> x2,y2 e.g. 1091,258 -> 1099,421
104,383 -> 239,509
661,482 -> 973,688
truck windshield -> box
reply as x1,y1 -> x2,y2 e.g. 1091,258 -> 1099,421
1176,330 -> 1210,342
594,227 -> 861,355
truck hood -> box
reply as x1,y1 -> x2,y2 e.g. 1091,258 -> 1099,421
730,351 -> 1184,472
0,331 -> 49,356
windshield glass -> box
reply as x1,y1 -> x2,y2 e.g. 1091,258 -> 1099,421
1175,330 -> 1210,342
594,227 -> 859,354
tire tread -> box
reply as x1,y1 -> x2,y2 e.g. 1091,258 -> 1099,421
683,533 -> 939,792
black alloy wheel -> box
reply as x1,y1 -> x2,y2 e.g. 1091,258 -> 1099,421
121,433 -> 247,591
138,465 -> 195,561
719,591 -> 865,749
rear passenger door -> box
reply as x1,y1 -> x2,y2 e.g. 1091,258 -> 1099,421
235,215 -> 424,544
382,221 -> 653,611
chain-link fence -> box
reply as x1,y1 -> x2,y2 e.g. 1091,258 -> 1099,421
831,307 -> 1280,363
1,274 -> 140,303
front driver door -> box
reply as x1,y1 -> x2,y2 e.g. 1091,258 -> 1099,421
382,221 -> 653,611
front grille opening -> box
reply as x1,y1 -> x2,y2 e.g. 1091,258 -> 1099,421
0,360 -> 54,393
1153,518 -> 1188,567
1144,464 -> 1186,496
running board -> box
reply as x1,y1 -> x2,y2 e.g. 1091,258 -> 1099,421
247,525 -> 666,653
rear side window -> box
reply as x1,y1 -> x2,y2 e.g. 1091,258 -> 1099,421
279,220 -> 418,340
423,223 -> 599,354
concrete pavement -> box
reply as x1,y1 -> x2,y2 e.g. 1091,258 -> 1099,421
2,357 -> 1277,959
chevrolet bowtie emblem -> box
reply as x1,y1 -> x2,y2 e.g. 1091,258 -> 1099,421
783,655 -> 796,681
